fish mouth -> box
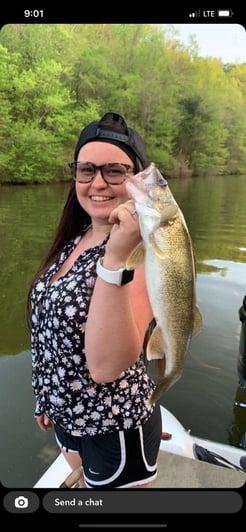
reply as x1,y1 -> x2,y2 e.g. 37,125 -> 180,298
126,178 -> 170,205
127,164 -> 168,198
136,163 -> 168,187
126,162 -> 170,214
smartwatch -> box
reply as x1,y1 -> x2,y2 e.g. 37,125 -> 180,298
96,257 -> 134,286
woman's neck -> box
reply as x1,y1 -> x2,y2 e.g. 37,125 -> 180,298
89,220 -> 112,239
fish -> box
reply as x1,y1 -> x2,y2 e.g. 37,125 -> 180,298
125,162 -> 203,405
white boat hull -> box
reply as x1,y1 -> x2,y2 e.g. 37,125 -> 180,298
159,406 -> 245,469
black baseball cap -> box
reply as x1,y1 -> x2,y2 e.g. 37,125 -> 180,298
73,112 -> 148,169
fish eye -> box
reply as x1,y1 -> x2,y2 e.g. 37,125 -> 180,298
156,171 -> 168,187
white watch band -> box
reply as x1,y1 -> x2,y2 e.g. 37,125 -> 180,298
96,257 -> 134,286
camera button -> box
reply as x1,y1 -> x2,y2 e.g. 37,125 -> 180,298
3,491 -> 40,513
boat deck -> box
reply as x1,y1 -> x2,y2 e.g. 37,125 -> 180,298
152,449 -> 245,488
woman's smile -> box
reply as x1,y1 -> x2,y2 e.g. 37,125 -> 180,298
90,195 -> 114,202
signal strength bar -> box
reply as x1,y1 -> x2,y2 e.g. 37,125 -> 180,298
189,11 -> 201,17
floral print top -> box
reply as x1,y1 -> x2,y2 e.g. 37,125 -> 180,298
31,234 -> 156,436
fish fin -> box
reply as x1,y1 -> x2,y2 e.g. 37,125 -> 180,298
192,305 -> 203,336
149,233 -> 166,259
126,242 -> 145,268
149,206 -> 179,259
137,204 -> 160,218
146,324 -> 165,360
159,204 -> 178,224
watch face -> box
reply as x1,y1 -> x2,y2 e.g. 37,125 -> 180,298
121,269 -> 134,285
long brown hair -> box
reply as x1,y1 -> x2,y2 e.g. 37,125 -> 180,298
26,181 -> 91,327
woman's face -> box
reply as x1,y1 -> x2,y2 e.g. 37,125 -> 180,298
75,141 -> 135,223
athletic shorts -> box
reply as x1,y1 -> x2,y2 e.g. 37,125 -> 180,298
54,401 -> 162,488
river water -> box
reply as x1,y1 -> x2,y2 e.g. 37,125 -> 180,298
1,175 -> 246,487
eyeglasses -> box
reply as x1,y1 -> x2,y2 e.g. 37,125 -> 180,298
68,161 -> 134,185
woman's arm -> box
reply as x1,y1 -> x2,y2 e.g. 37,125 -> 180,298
84,203 -> 153,383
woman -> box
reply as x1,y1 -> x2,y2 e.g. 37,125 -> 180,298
27,112 -> 162,488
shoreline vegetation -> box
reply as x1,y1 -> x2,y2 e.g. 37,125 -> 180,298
1,23 -> 246,184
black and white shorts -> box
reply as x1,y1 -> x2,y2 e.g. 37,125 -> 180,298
54,401 -> 162,488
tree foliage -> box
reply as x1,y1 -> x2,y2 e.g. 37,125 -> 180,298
0,23 -> 246,183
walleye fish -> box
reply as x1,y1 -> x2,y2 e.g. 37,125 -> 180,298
126,162 -> 203,405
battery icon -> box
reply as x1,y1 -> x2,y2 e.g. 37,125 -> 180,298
217,9 -> 233,17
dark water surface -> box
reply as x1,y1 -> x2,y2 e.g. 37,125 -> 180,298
1,175 -> 246,487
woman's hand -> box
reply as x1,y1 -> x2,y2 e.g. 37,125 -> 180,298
105,200 -> 141,266
35,413 -> 53,432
